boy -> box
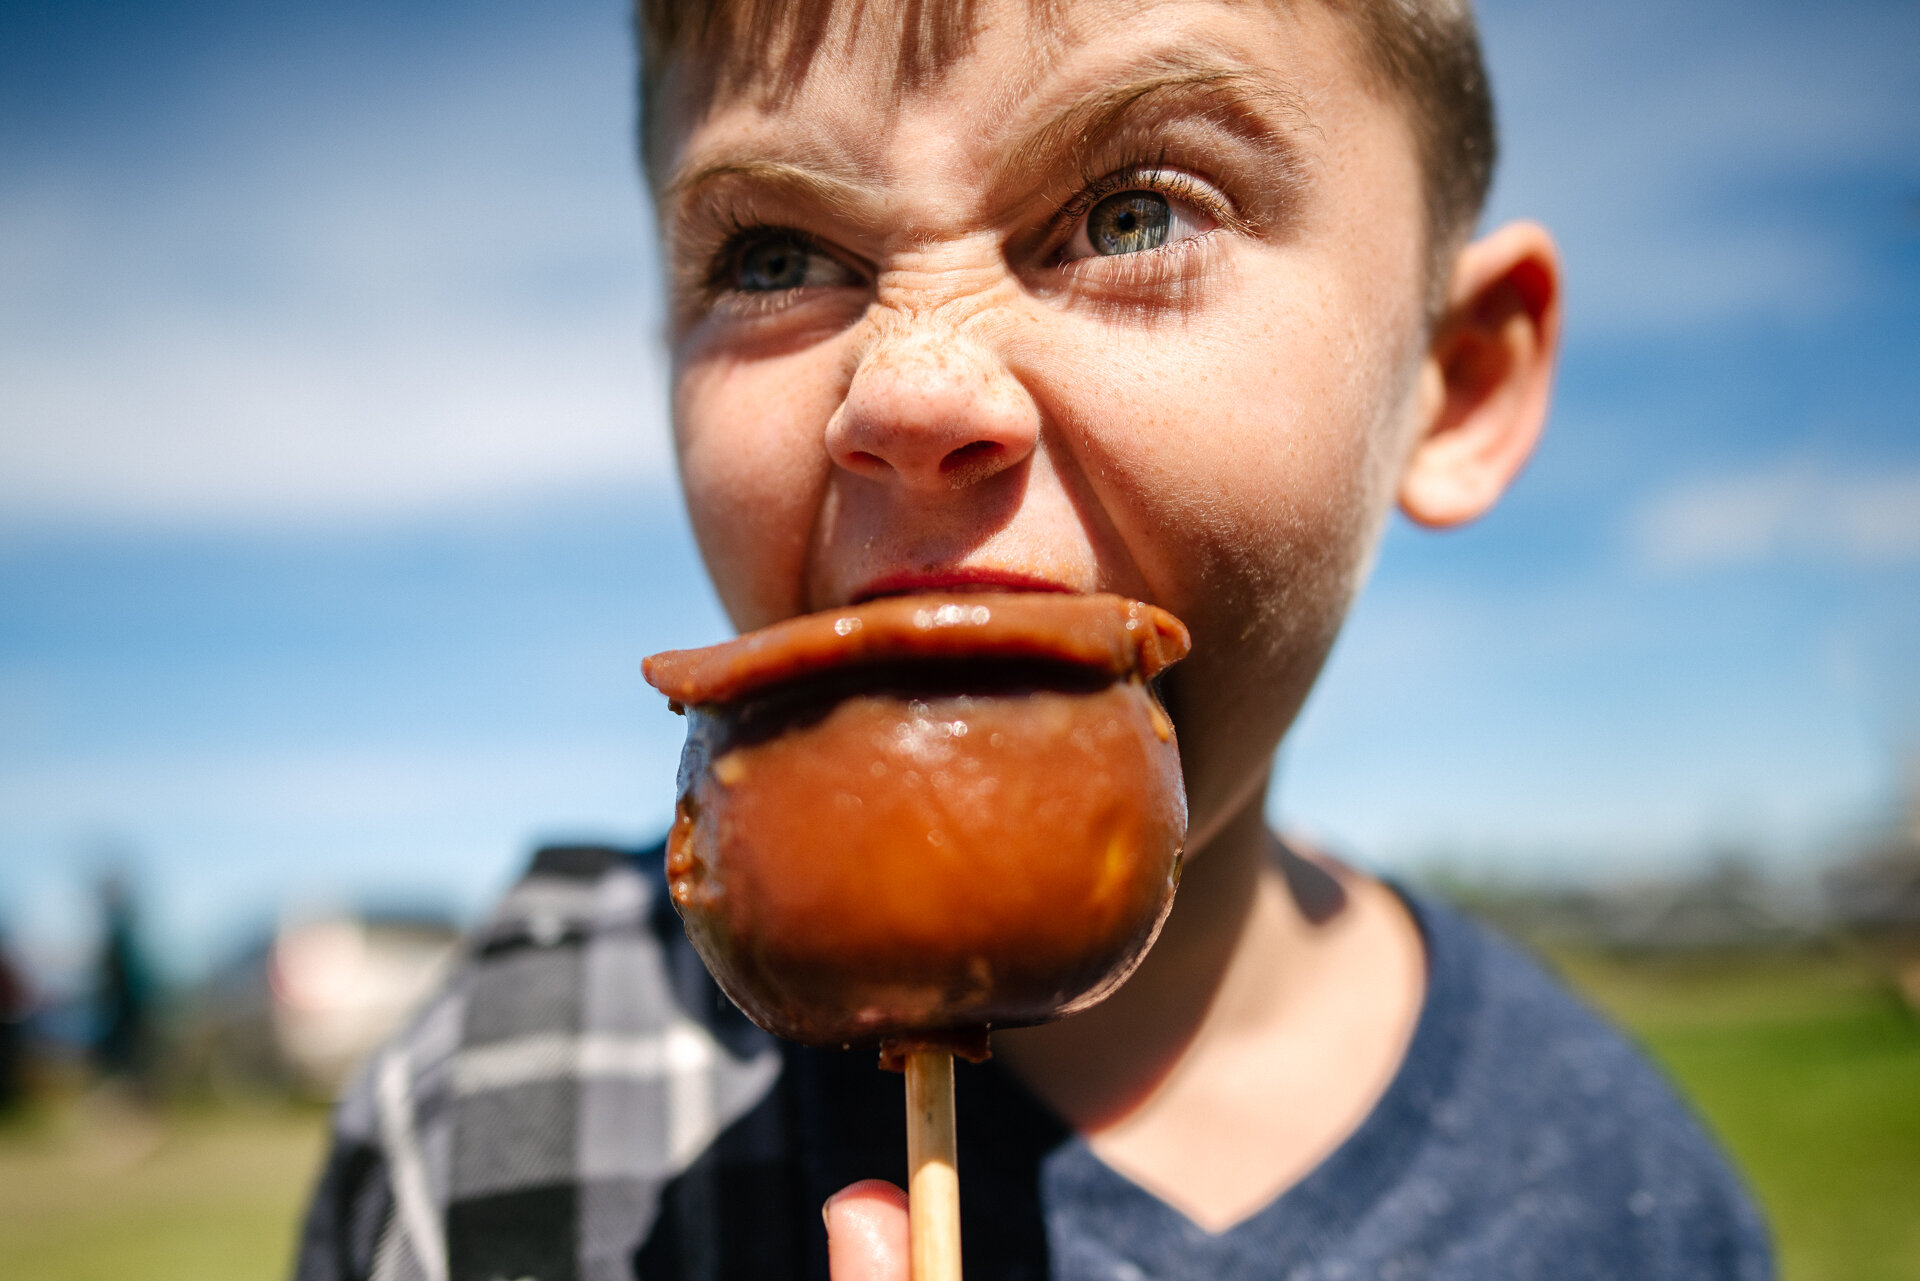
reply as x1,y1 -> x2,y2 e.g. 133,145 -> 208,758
296,2 -> 1772,1278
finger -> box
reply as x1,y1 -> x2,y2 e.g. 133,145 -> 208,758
825,1178 -> 910,1281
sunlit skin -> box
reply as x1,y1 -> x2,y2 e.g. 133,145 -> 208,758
653,0 -> 1559,1252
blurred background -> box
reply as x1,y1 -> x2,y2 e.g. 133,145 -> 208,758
1,0 -> 1915,1277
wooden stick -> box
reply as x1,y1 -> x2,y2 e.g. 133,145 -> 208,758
904,1050 -> 962,1281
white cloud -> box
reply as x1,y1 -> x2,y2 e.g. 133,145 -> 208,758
0,269 -> 673,525
0,12 -> 674,529
1479,0 -> 1920,333
1632,463 -> 1920,570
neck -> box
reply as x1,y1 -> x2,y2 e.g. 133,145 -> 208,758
993,786 -> 1426,1232
993,789 -> 1279,1129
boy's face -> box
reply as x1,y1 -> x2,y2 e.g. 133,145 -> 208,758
656,0 -> 1435,846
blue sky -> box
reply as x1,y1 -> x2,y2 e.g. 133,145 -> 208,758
2,0 -> 1917,980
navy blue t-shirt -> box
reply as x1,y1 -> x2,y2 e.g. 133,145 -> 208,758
1028,892 -> 1773,1280
643,890 -> 1773,1281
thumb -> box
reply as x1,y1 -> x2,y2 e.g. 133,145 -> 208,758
825,1179 -> 910,1281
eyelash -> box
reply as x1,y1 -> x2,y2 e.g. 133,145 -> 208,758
1060,165 -> 1207,228
1047,156 -> 1237,261
686,154 -> 1237,313
703,218 -> 839,294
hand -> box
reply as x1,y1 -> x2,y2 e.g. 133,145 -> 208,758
824,1179 -> 910,1281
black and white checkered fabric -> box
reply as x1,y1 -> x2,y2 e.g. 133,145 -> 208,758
295,844 -> 784,1281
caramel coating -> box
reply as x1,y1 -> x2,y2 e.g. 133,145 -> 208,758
644,594 -> 1190,1051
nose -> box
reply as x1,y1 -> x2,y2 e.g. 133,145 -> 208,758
825,327 -> 1039,492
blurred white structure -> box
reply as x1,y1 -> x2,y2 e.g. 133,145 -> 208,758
268,913 -> 459,1093
242,911 -> 460,1095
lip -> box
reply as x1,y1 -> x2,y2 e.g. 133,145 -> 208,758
849,569 -> 1081,604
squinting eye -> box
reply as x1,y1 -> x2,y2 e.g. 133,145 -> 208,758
730,232 -> 857,292
1061,187 -> 1213,262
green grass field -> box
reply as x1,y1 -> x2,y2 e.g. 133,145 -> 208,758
0,1092 -> 328,1281
1548,947 -> 1920,1281
1,947 -> 1914,1279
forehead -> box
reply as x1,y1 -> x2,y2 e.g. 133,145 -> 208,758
651,0 -> 1031,107
647,0 -> 1357,184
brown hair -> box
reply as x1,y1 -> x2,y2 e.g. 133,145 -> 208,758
635,0 -> 1496,262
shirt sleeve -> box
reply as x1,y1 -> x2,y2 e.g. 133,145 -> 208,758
286,844 -> 784,1281
291,1128 -> 395,1281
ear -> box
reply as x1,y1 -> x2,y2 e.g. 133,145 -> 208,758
1398,221 -> 1562,528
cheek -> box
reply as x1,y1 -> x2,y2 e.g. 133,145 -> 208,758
675,350 -> 842,629
1012,253 -> 1418,832
1029,265 -> 1404,627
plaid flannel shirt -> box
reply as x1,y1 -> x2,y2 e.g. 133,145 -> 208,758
294,843 -> 786,1281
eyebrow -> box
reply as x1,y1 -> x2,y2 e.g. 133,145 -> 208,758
990,53 -> 1317,203
662,157 -> 884,224
661,52 -> 1315,233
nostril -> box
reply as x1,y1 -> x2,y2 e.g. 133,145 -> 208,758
939,440 -> 1004,484
846,450 -> 889,473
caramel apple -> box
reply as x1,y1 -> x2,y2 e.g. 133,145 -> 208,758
643,593 -> 1190,1056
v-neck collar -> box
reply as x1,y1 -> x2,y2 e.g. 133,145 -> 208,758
1027,892 -> 1480,1278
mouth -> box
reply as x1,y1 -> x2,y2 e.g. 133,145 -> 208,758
849,569 -> 1080,604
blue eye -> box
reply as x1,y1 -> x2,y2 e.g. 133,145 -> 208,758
737,236 -> 808,290
1059,177 -> 1216,264
1087,192 -> 1171,255
729,232 -> 857,293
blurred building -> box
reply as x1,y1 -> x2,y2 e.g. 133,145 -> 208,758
1825,808 -> 1920,1011
1437,858 -> 1821,954
0,928 -> 30,1111
269,910 -> 461,1092
193,907 -> 460,1098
